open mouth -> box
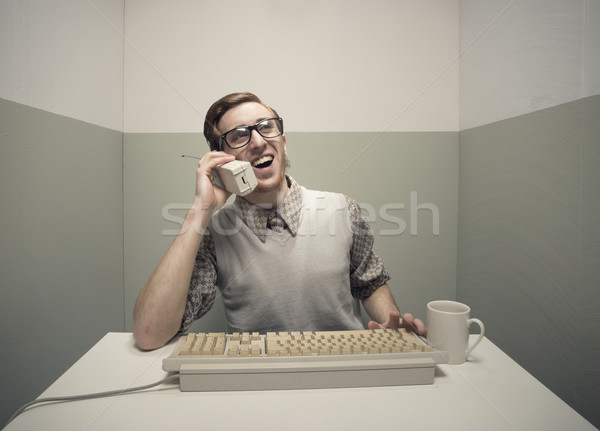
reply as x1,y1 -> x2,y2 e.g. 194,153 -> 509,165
252,155 -> 274,169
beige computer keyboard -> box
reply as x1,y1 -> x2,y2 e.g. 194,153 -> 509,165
163,329 -> 447,391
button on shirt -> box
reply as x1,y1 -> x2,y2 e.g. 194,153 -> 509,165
181,176 -> 390,333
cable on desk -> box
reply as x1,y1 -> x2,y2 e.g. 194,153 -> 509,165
6,374 -> 180,427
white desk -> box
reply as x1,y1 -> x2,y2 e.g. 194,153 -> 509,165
4,333 -> 596,431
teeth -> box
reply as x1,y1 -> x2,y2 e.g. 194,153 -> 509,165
252,155 -> 274,167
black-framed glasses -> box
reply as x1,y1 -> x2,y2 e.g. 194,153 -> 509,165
219,117 -> 284,150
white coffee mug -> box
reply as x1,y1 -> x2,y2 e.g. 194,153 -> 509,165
426,300 -> 485,365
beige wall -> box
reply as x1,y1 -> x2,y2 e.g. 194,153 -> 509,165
123,0 -> 458,133
460,0 -> 600,129
0,0 -> 124,130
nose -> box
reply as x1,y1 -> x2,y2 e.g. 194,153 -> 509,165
247,129 -> 267,150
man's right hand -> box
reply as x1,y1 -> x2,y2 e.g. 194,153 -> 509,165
189,151 -> 235,233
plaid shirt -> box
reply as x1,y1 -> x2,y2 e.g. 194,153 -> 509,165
181,176 -> 390,332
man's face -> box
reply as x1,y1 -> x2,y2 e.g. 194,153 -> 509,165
218,102 -> 288,195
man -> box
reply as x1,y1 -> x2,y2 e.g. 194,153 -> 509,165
133,92 -> 425,350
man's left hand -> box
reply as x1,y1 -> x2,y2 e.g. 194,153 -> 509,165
368,310 -> 427,336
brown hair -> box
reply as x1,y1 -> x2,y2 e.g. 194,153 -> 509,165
203,92 -> 279,151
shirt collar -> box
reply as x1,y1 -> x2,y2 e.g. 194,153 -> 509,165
233,176 -> 303,243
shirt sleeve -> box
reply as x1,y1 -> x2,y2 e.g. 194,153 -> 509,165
345,195 -> 391,299
179,231 -> 218,333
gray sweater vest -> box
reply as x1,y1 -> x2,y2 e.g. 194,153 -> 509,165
209,187 -> 364,333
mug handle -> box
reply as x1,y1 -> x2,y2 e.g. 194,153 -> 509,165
466,318 -> 485,357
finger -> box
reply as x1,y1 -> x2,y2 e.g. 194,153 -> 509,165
400,313 -> 416,330
383,310 -> 401,329
401,314 -> 427,336
199,151 -> 235,173
367,320 -> 384,330
196,152 -> 235,186
413,318 -> 427,336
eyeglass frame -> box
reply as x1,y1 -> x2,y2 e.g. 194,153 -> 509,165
218,117 -> 284,151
